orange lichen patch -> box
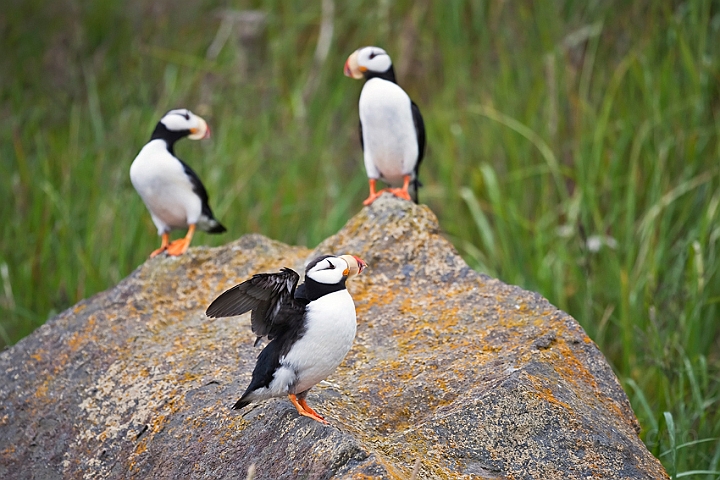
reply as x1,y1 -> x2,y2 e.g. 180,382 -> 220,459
134,440 -> 147,456
128,433 -> 152,472
1,445 -> 16,456
551,340 -> 599,392
531,313 -> 556,327
354,284 -> 396,312
481,343 -> 503,354
350,474 -> 391,480
398,296 -> 419,315
35,380 -> 48,399
180,372 -> 203,384
67,315 -> 97,352
394,305 -> 462,349
526,374 -> 571,410
519,322 -> 599,396
73,304 -> 87,314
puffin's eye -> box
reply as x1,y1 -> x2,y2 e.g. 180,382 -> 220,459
325,259 -> 336,270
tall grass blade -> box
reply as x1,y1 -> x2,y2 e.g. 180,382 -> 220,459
665,411 -> 677,480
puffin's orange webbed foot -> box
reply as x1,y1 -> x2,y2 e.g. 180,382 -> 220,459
363,190 -> 387,206
165,224 -> 196,256
387,175 -> 412,202
289,394 -> 328,424
166,238 -> 190,256
150,233 -> 170,257
387,187 -> 412,201
150,246 -> 167,257
363,179 -> 388,206
298,397 -> 324,420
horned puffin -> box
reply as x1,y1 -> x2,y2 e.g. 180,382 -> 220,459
130,109 -> 226,257
344,46 -> 426,206
206,254 -> 367,424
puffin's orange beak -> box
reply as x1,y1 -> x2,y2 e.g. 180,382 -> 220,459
189,116 -> 210,140
340,254 -> 367,278
344,51 -> 364,79
353,256 -> 367,274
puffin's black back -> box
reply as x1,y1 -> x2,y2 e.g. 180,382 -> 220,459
410,100 -> 426,203
177,159 -> 226,233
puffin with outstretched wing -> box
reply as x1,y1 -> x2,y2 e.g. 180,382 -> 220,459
206,254 -> 366,424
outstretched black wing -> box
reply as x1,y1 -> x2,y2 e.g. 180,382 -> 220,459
206,268 -> 305,341
410,100 -> 426,204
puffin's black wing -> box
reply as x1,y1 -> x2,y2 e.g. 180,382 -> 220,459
358,118 -> 364,151
205,268 -> 304,340
178,158 -> 226,233
411,100 -> 426,204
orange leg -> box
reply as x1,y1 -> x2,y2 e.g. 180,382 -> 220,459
288,394 -> 328,424
298,397 -> 324,419
387,175 -> 412,201
363,179 -> 386,206
166,224 -> 196,256
150,233 -> 170,258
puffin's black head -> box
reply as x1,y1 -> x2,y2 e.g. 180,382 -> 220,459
344,46 -> 396,83
150,109 -> 210,150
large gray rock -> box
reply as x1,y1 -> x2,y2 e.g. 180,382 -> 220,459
0,194 -> 667,479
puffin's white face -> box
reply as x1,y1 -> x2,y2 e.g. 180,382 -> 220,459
160,109 -> 210,140
344,46 -> 392,79
306,255 -> 367,284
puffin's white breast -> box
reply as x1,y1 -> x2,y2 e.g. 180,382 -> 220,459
359,78 -> 418,183
283,289 -> 357,394
129,140 -> 202,231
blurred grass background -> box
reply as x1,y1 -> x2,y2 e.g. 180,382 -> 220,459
1,0 -> 719,475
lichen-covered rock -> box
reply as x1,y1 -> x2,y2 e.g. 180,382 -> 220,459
0,194 -> 667,479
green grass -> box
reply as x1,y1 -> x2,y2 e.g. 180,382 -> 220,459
2,0 -> 719,475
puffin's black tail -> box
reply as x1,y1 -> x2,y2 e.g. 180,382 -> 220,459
199,211 -> 226,233
207,220 -> 227,234
232,398 -> 250,410
412,177 -> 422,204
200,202 -> 226,233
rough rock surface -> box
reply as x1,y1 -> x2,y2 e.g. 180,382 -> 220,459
0,194 -> 667,479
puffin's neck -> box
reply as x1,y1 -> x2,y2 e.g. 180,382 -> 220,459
150,123 -> 189,156
365,66 -> 397,83
303,277 -> 347,301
